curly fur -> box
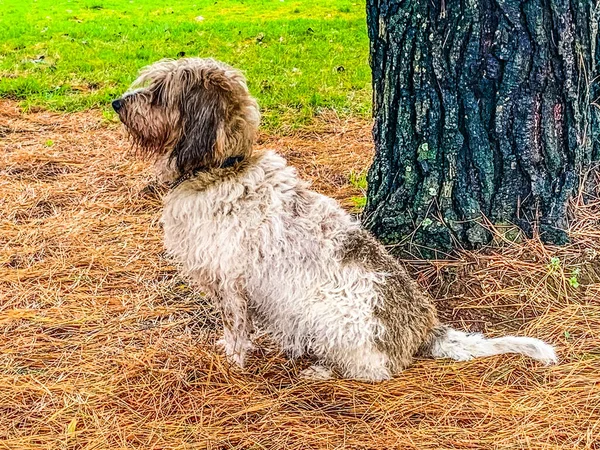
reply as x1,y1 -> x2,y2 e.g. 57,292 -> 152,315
114,58 -> 557,381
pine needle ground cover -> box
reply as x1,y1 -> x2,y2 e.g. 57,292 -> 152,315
1,0 -> 599,448
1,101 -> 599,449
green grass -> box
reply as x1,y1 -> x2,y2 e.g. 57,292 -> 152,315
0,0 -> 371,129
349,169 -> 367,211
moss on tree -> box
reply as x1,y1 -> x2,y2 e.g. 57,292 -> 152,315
364,0 -> 600,258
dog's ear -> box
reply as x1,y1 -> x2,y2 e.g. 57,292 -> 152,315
171,84 -> 227,173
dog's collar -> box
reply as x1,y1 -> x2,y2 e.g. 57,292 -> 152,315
169,156 -> 245,190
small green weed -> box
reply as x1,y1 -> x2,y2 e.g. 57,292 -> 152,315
349,169 -> 367,211
569,268 -> 581,288
349,169 -> 367,190
350,195 -> 367,210
548,256 -> 561,272
548,256 -> 582,289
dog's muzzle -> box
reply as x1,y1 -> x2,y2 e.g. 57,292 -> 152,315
112,99 -> 123,112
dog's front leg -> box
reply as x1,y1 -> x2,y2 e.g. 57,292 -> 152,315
215,289 -> 254,369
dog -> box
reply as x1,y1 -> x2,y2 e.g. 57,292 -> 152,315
113,58 -> 557,381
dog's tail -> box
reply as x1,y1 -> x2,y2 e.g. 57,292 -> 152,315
421,325 -> 557,365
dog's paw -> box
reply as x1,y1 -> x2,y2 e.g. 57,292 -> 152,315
216,337 -> 255,368
300,365 -> 333,380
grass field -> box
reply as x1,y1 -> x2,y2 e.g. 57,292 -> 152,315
0,0 -> 371,129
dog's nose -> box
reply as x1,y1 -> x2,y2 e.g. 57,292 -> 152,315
112,99 -> 123,112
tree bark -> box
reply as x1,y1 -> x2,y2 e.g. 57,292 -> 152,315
364,0 -> 600,258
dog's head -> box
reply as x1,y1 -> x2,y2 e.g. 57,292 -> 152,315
113,58 -> 260,175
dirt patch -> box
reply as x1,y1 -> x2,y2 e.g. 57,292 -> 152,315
1,101 -> 599,449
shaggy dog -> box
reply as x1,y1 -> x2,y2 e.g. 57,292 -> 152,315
113,58 -> 557,381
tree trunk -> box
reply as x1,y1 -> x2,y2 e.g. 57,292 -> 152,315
364,0 -> 600,258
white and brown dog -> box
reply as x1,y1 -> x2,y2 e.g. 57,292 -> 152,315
113,58 -> 557,381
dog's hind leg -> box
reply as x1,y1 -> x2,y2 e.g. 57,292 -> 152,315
327,344 -> 392,382
300,365 -> 334,380
214,288 -> 255,368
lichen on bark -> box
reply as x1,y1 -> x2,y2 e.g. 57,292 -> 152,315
364,0 -> 600,258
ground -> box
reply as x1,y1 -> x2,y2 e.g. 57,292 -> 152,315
1,101 -> 599,449
1,0 -> 600,448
